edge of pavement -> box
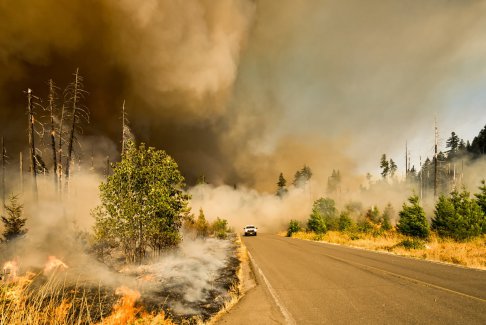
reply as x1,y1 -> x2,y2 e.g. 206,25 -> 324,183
211,234 -> 288,325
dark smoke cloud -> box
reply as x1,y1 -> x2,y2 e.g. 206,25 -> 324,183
0,0 -> 255,184
1,0 -> 485,190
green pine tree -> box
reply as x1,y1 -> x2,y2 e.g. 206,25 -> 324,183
433,189 -> 485,240
1,195 -> 27,241
338,212 -> 353,231
276,172 -> 288,197
397,194 -> 429,238
380,154 -> 389,179
475,180 -> 486,217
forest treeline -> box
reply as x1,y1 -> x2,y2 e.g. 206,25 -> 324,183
280,125 -> 486,244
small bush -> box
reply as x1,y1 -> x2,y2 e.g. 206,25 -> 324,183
356,218 -> 374,233
211,217 -> 230,239
307,213 -> 327,234
365,206 -> 381,224
309,197 -> 337,232
195,209 -> 210,238
397,195 -> 429,239
381,203 -> 394,231
338,212 -> 353,231
287,220 -> 301,237
398,238 -> 426,250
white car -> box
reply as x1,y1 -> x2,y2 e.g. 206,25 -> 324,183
243,225 -> 258,236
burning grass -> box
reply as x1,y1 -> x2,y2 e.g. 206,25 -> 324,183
289,231 -> 486,269
0,236 -> 241,324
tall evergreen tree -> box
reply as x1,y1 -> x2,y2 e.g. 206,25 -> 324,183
469,124 -> 486,156
475,180 -> 486,216
276,172 -> 288,197
327,169 -> 341,193
389,159 -> 397,178
293,165 -> 312,187
380,154 -> 389,179
446,132 -> 460,154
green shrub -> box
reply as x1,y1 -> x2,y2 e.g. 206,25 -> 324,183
474,180 -> 486,233
398,238 -> 426,250
307,213 -> 327,234
287,219 -> 301,237
211,217 -> 230,239
309,197 -> 338,231
381,203 -> 394,231
338,212 -> 353,231
356,218 -> 374,233
432,189 -> 485,241
365,206 -> 381,224
397,194 -> 429,239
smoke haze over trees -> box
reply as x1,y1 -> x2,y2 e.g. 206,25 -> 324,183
1,0 -> 486,190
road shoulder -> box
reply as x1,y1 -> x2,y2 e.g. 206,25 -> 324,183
213,236 -> 286,325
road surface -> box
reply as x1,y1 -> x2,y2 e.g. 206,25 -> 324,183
217,233 -> 486,324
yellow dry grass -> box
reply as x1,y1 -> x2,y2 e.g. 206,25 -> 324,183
0,271 -> 176,325
290,231 -> 486,270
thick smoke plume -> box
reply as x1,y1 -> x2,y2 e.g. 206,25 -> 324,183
1,0 -> 485,190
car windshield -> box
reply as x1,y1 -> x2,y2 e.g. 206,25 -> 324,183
245,225 -> 255,228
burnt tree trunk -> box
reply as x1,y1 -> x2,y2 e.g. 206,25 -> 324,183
27,88 -> 38,200
65,69 -> 79,186
1,136 -> 5,213
48,79 -> 58,191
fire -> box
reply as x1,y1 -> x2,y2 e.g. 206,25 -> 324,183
43,256 -> 68,275
100,286 -> 142,325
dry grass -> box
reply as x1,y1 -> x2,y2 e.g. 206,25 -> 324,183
0,271 -> 175,325
290,231 -> 486,270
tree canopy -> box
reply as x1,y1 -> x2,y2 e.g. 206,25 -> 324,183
92,141 -> 189,263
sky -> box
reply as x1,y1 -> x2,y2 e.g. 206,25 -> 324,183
0,0 -> 485,191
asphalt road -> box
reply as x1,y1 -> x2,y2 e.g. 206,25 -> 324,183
219,233 -> 486,325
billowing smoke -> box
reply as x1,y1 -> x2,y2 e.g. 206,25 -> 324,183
1,0 -> 485,190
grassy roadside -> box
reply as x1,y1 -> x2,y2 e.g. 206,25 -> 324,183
286,230 -> 486,270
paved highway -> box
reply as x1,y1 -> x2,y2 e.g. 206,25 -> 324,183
218,233 -> 486,324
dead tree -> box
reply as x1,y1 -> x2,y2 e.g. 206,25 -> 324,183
64,68 -> 89,189
121,100 -> 134,156
27,88 -> 38,199
19,152 -> 23,193
48,79 -> 59,190
57,103 -> 65,190
1,137 -> 5,213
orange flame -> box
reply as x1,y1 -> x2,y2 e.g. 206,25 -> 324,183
100,286 -> 142,325
43,256 -> 68,275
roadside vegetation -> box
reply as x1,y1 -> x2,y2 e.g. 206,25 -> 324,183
286,183 -> 486,269
281,127 -> 486,269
